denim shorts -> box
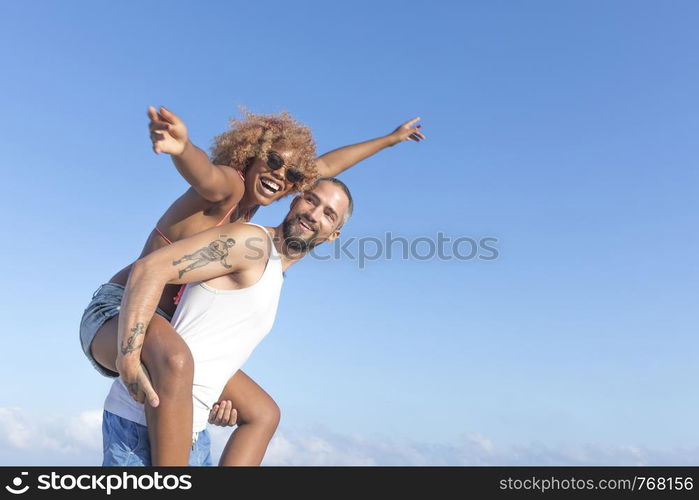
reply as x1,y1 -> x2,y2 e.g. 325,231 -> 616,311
79,283 -> 173,378
102,410 -> 212,466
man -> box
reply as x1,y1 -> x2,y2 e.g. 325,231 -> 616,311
102,177 -> 353,465
80,106 -> 422,465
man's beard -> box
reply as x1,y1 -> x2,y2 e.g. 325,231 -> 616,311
282,215 -> 321,254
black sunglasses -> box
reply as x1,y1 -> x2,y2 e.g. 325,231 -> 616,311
266,151 -> 305,184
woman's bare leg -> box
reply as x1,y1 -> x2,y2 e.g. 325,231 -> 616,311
215,370 -> 280,466
91,314 -> 194,465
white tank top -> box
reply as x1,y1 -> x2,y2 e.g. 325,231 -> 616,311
104,224 -> 284,432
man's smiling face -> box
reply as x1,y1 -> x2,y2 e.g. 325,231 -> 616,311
282,179 -> 351,252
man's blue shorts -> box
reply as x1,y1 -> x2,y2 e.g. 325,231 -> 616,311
102,410 -> 213,466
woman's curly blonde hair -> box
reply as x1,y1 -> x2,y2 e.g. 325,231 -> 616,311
210,108 -> 318,191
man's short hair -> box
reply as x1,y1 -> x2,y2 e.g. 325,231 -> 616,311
314,177 -> 353,226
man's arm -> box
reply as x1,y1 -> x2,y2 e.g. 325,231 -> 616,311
116,222 -> 270,405
148,106 -> 245,203
315,117 -> 425,177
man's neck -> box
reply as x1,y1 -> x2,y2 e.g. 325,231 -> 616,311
269,225 -> 306,272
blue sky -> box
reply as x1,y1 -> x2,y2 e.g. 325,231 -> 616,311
1,1 -> 698,464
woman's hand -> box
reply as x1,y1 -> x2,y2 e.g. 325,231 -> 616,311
208,400 -> 238,427
387,117 -> 425,145
148,105 -> 189,156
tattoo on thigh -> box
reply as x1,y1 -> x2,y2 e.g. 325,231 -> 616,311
172,237 -> 236,279
120,322 -> 145,356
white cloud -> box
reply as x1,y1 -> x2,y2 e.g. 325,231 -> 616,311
1,407 -> 698,466
0,407 -> 103,465
191,422 -> 699,466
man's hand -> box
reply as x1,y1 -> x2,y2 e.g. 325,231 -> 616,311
148,105 -> 189,156
387,117 -> 425,146
117,360 -> 160,408
208,400 -> 238,427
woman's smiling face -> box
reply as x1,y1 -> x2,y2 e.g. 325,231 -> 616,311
244,144 -> 306,205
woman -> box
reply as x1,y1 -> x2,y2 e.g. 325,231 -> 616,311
80,105 -> 424,465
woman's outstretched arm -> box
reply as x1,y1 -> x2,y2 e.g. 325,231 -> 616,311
148,105 -> 245,203
315,117 -> 425,177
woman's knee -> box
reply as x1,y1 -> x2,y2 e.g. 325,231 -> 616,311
158,348 -> 194,376
140,320 -> 194,380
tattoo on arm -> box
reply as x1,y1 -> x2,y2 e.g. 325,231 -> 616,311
120,322 -> 145,356
127,382 -> 140,398
172,237 -> 236,279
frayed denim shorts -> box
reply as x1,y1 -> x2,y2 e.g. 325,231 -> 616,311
79,283 -> 173,378
102,410 -> 212,466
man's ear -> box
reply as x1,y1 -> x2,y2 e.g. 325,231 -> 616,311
325,228 -> 341,243
289,195 -> 301,210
